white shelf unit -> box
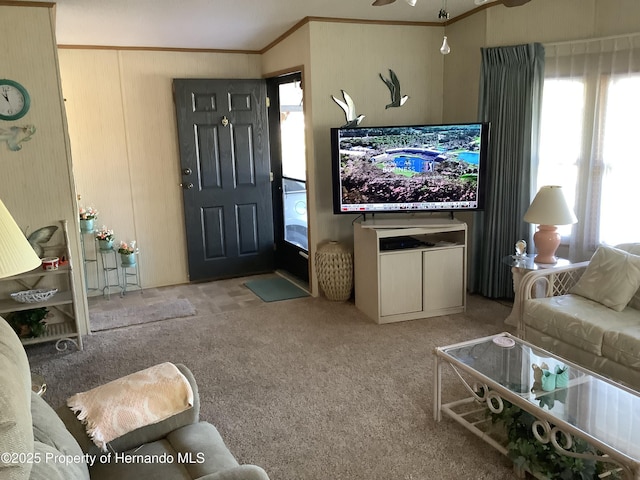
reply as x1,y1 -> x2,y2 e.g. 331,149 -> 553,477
0,220 -> 83,351
354,219 -> 467,324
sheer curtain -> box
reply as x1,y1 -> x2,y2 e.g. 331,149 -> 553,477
470,43 -> 545,298
538,34 -> 640,261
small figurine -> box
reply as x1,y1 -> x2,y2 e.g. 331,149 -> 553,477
515,239 -> 527,258
531,362 -> 548,392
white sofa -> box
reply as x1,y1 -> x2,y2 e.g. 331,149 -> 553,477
517,243 -> 640,391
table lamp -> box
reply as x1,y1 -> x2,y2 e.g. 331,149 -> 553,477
0,198 -> 41,279
523,185 -> 577,264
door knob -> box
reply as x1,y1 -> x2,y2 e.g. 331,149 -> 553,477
182,168 -> 192,176
180,182 -> 194,189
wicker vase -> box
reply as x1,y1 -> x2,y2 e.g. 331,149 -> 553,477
315,241 -> 353,301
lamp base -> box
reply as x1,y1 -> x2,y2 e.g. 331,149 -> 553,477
533,225 -> 561,264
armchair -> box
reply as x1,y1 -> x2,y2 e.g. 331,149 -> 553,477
0,317 -> 270,480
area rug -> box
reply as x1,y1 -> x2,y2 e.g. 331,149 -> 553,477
89,298 -> 196,332
244,276 -> 309,302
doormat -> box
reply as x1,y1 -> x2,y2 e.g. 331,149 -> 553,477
244,276 -> 309,302
90,298 -> 196,332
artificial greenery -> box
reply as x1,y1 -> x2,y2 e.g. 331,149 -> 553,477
8,307 -> 48,338
488,397 -> 621,480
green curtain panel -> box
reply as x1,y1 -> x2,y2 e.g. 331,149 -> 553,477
470,43 -> 545,298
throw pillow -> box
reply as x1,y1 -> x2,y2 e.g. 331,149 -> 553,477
614,243 -> 640,310
570,245 -> 640,311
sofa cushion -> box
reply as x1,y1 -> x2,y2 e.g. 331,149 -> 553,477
603,325 -> 640,370
615,243 -> 640,310
31,393 -> 89,480
570,245 -> 640,312
524,294 -> 640,356
0,318 -> 33,480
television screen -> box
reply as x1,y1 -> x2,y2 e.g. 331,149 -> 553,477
331,122 -> 490,214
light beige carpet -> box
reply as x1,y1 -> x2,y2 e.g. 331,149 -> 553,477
27,284 -> 516,480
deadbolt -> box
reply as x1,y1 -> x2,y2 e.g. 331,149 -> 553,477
221,116 -> 229,127
182,168 -> 192,176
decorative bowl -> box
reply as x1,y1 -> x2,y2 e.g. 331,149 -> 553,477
10,288 -> 58,304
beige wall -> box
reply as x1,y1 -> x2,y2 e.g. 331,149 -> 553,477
305,21 -> 445,294
0,4 -> 89,333
59,49 -> 262,289
263,21 -> 446,294
61,21 -> 447,296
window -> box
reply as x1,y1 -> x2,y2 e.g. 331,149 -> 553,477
537,79 -> 584,238
536,36 -> 640,259
598,75 -> 640,245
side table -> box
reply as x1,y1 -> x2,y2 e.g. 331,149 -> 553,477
99,247 -> 121,299
80,232 -> 100,294
502,255 -> 571,327
120,250 -> 142,296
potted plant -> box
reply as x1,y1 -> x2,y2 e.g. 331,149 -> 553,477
488,397 -> 621,479
7,307 -> 49,338
118,240 -> 137,266
79,206 -> 98,233
95,225 -> 114,250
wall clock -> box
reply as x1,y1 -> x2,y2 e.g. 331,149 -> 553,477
0,79 -> 30,121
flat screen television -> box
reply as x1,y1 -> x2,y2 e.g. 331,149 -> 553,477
331,122 -> 490,214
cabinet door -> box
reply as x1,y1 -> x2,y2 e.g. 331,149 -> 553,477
423,247 -> 463,311
379,251 -> 423,317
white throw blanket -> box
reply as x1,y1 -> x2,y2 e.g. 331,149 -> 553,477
67,362 -> 194,451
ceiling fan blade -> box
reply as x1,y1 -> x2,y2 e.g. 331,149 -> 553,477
372,0 -> 396,6
501,0 -> 531,6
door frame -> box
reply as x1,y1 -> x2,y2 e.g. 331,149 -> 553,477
266,69 -> 310,283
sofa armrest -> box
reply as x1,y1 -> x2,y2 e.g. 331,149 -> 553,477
516,261 -> 589,335
197,464 -> 270,480
57,363 -> 200,454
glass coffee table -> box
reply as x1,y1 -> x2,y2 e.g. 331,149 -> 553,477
434,332 -> 640,479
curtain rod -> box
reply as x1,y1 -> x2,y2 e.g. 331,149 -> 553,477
544,32 -> 640,48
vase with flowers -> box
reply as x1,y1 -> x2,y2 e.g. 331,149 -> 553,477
118,240 -> 137,266
95,225 -> 115,250
79,206 -> 98,233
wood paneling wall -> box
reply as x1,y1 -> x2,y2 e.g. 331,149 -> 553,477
59,49 -> 262,288
0,4 -> 90,332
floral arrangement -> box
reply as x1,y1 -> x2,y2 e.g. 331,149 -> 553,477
118,240 -> 136,255
79,206 -> 98,220
95,226 -> 114,241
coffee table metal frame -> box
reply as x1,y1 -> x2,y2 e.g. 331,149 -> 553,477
434,332 -> 640,479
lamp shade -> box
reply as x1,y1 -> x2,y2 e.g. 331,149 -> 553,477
523,185 -> 577,226
0,199 -> 41,279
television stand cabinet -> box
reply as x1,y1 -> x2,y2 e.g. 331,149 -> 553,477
354,219 -> 467,324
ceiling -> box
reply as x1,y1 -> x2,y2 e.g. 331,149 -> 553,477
16,0 -> 499,51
